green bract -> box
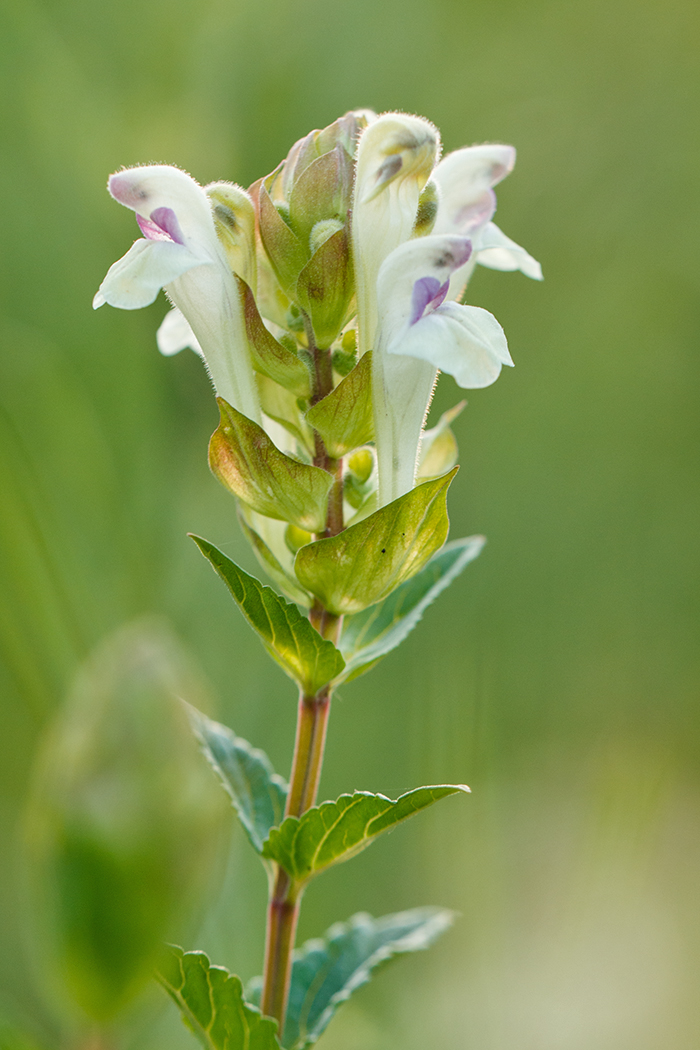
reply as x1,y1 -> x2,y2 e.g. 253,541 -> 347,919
261,785 -> 469,884
304,351 -> 374,458
294,468 -> 458,615
338,535 -> 485,682
209,398 -> 333,532
191,536 -> 345,693
158,947 -> 282,1050
238,278 -> 312,397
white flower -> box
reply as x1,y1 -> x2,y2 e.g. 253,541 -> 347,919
352,113 -> 440,356
432,144 -> 542,298
93,165 -> 260,421
373,234 -> 513,504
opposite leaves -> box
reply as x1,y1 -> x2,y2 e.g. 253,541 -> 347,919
191,536 -> 345,694
158,946 -> 281,1050
189,708 -> 288,854
262,785 -> 469,884
295,469 -> 458,615
248,908 -> 455,1049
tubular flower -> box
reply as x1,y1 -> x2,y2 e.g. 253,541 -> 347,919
93,165 -> 260,421
373,235 -> 512,504
352,112 -> 440,356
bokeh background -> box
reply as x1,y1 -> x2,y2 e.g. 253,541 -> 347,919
1,0 -> 699,1046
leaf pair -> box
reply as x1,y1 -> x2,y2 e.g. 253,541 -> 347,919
191,532 -> 484,696
160,906 -> 453,1050
191,708 -> 468,885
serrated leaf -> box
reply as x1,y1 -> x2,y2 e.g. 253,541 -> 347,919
294,469 -> 458,615
158,946 -> 282,1050
239,278 -> 311,397
247,908 -> 454,1049
209,398 -> 333,532
261,785 -> 469,883
188,707 -> 288,853
190,536 -> 345,694
338,536 -> 485,682
305,352 -> 374,459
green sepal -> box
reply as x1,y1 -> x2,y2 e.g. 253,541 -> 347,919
157,946 -> 282,1050
294,469 -> 458,615
190,536 -> 344,693
188,706 -> 288,854
239,278 -> 311,397
259,181 -> 309,297
261,785 -> 469,884
237,508 -> 312,606
247,908 -> 455,1049
305,352 -> 374,458
296,227 -> 353,350
209,398 -> 333,533
338,536 -> 485,683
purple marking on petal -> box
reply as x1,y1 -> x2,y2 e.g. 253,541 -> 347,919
454,189 -> 496,234
150,206 -> 185,245
137,214 -> 172,241
411,276 -> 443,325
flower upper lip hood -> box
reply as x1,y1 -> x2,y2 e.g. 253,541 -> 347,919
93,164 -> 260,422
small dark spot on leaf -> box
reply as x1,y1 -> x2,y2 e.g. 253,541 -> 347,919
381,548 -> 386,553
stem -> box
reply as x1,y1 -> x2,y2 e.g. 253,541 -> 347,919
261,317 -> 345,1029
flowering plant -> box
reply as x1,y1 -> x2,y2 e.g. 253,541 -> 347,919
31,109 -> 540,1048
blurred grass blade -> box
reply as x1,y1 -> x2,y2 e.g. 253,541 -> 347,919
338,536 -> 485,682
261,786 -> 469,884
188,706 -> 288,854
190,535 -> 345,694
247,907 -> 455,1049
158,946 -> 282,1050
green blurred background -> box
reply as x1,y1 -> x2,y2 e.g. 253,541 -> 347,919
1,0 -> 699,1045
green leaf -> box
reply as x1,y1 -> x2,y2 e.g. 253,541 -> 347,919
239,278 -> 311,397
261,785 -> 469,883
209,398 -> 333,533
294,469 -> 458,615
305,352 -> 374,458
296,226 -> 353,350
247,908 -> 454,1049
158,946 -> 282,1050
237,508 -> 312,606
338,536 -> 485,682
190,536 -> 345,694
188,707 -> 288,854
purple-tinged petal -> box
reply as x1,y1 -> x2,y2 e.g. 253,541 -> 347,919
137,214 -> 172,241
150,206 -> 185,245
411,276 -> 442,324
454,189 -> 496,235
